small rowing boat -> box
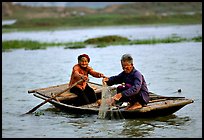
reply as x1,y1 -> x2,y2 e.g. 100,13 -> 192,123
28,82 -> 193,119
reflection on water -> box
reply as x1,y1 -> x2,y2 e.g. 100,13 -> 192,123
109,109 -> 125,120
121,115 -> 191,138
2,19 -> 17,26
42,106 -> 192,138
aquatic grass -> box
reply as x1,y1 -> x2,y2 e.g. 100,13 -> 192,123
85,35 -> 189,48
2,40 -> 83,51
64,43 -> 86,49
84,35 -> 130,48
130,36 -> 187,45
94,44 -> 107,48
191,36 -> 202,42
2,40 -> 48,51
84,35 -> 130,44
2,35 -> 202,51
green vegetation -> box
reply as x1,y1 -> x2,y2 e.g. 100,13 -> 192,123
2,2 -> 202,32
2,3 -> 202,52
2,40 -> 47,50
2,35 -> 202,52
2,13 -> 202,33
84,35 -> 129,44
130,36 -> 187,45
2,40 -> 85,51
192,36 -> 202,42
64,43 -> 86,49
84,35 -> 130,48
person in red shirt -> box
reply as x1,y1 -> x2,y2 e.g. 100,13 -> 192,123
69,54 -> 105,106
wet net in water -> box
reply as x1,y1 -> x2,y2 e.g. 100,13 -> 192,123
98,84 -> 125,119
98,84 -> 113,119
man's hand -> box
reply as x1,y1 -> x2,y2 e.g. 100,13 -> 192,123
102,77 -> 109,85
106,97 -> 115,106
106,93 -> 122,106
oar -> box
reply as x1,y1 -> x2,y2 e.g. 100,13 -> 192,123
150,95 -> 185,100
24,79 -> 83,114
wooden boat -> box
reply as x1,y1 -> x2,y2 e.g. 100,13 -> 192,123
28,82 -> 194,119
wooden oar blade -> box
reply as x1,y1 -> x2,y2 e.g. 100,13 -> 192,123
24,79 -> 83,115
25,98 -> 52,114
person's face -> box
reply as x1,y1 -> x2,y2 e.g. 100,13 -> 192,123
78,57 -> 89,68
121,61 -> 133,73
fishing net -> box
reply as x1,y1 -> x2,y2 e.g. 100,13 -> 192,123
98,84 -> 115,119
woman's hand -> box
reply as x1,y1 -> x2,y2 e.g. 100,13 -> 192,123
99,73 -> 106,78
81,75 -> 89,81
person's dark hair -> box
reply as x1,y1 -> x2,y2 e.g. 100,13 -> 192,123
78,54 -> 90,62
121,54 -> 133,64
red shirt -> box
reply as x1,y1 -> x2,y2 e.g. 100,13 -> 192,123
69,64 -> 102,90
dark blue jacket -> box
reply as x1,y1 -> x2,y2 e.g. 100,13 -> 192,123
107,67 -> 149,104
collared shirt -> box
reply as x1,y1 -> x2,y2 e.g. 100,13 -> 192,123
69,64 -> 101,90
107,67 -> 149,104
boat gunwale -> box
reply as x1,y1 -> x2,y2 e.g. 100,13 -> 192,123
33,92 -> 193,113
29,81 -> 194,118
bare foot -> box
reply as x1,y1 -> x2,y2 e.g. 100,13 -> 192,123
126,102 -> 142,110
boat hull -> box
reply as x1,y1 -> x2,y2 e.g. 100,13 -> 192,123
28,82 -> 193,119
33,91 -> 193,119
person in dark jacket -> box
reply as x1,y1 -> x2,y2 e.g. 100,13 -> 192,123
102,54 -> 149,110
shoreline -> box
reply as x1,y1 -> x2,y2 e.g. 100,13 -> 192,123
2,13 -> 202,33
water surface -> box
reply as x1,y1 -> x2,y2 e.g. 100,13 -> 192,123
2,25 -> 202,138
2,24 -> 202,42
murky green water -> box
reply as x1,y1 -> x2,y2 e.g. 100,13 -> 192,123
2,25 -> 202,138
